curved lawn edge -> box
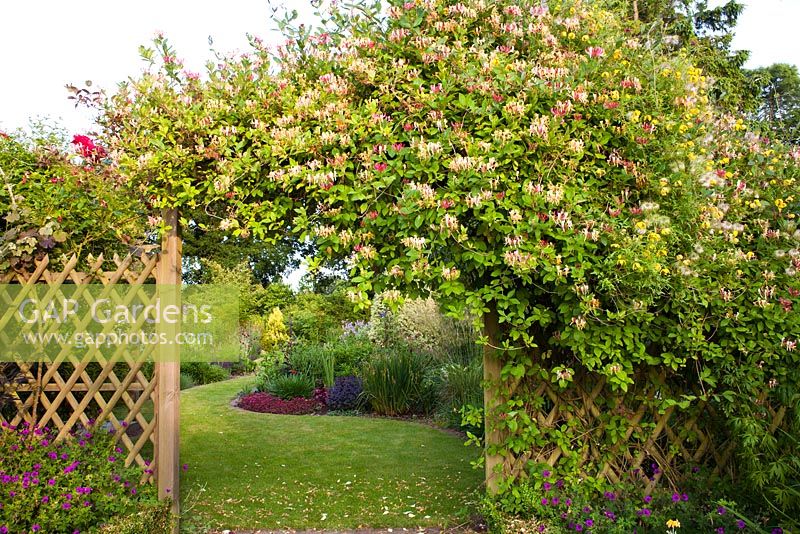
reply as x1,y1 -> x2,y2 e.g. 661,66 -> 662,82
180,377 -> 484,531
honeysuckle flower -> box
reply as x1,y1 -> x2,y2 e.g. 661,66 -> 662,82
586,46 -> 604,58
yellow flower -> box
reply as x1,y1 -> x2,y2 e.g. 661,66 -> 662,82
667,519 -> 681,528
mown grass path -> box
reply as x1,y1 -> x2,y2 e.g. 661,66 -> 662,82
179,377 -> 483,531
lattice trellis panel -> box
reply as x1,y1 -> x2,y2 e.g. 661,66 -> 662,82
496,371 -> 786,488
0,253 -> 162,483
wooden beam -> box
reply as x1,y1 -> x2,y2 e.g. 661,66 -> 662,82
483,305 -> 503,494
156,208 -> 181,528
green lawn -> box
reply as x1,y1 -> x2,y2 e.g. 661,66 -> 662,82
179,377 -> 483,531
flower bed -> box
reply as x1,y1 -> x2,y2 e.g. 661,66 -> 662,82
0,421 -> 168,533
237,392 -> 323,415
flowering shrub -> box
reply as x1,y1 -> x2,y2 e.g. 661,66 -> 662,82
0,129 -> 143,272
327,375 -> 364,411
484,467 -> 786,533
237,392 -> 322,415
0,421 -> 163,533
102,0 -> 799,514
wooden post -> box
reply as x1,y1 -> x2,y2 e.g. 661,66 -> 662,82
156,208 -> 181,527
483,305 -> 503,494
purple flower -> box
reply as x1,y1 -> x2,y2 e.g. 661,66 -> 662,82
681,493 -> 689,502
552,497 -> 560,505
62,502 -> 71,510
556,479 -> 565,489
716,528 -> 725,534
736,520 -> 746,529
107,456 -> 116,463
604,491 -> 616,501
771,529 -> 783,534
565,498 -> 572,506
543,482 -> 552,491
718,506 -> 726,515
643,495 -> 652,503
582,506 -> 591,514
42,496 -> 49,503
672,493 -> 681,502
182,463 -> 189,472
0,526 -> 7,534
637,508 -> 652,517
541,498 -> 549,505
575,525 -> 583,532
32,525 -> 40,532
585,519 -> 594,527
542,470 -> 551,478
48,478 -> 55,486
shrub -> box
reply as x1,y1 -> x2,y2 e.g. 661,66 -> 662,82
238,392 -> 321,415
266,373 -> 315,400
488,468 -> 789,534
436,362 -> 484,430
98,499 -> 173,533
327,375 -> 363,411
260,307 -> 289,352
287,336 -> 375,381
0,421 -> 160,533
180,362 -> 229,385
361,348 -> 434,416
179,372 -> 196,390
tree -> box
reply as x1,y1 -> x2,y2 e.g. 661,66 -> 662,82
606,0 -> 756,111
749,63 -> 800,142
101,0 -> 799,514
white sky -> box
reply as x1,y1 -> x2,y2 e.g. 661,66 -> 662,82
0,0 -> 798,134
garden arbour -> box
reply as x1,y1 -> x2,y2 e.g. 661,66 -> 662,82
3,0 -> 798,525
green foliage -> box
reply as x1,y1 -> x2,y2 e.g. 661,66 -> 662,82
198,260 -> 295,320
749,63 -> 800,143
98,500 -> 174,534
436,361 -> 484,430
287,335 -> 375,381
485,469 -> 789,533
260,307 -> 289,352
182,213 -> 310,285
180,372 -> 197,390
285,291 -> 365,343
361,347 -> 435,416
321,351 -> 336,389
0,422 -> 160,533
265,373 -> 315,400
0,128 -> 143,272
180,362 -> 230,385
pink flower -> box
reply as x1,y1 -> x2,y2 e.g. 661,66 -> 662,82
374,162 -> 388,172
586,47 -> 604,58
